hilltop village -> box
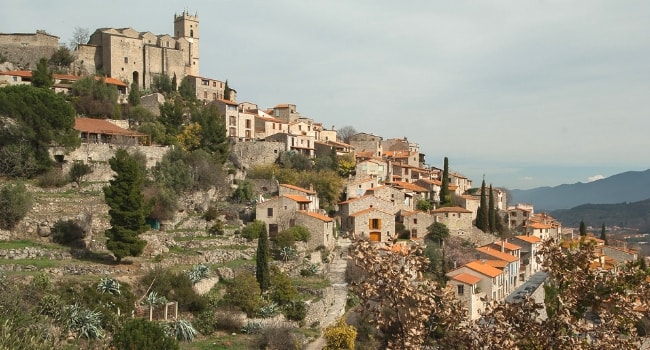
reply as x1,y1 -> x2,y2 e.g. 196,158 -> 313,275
1,11 -> 648,350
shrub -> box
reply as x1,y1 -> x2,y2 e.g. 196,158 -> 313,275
112,318 -> 179,350
258,302 -> 280,318
286,225 -> 311,242
270,269 -> 297,305
240,321 -> 263,334
208,220 -> 225,235
213,307 -> 245,332
37,168 -> 69,188
140,268 -> 207,314
68,161 -> 92,186
273,230 -> 296,250
241,220 -> 265,241
324,317 -> 357,350
194,310 -> 217,335
222,273 -> 262,317
0,182 -> 32,230
283,301 -> 306,322
257,327 -> 301,350
63,303 -> 104,339
203,206 -> 219,222
51,219 -> 86,247
300,263 -> 320,277
187,264 -> 210,284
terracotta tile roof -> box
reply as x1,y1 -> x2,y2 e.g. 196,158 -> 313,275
491,240 -> 522,251
282,194 -> 311,203
349,207 -> 394,217
527,222 -> 552,229
418,178 -> 442,186
391,181 -> 428,192
464,260 -> 504,278
280,183 -> 316,195
298,210 -> 332,222
74,118 -> 144,136
514,235 -> 542,244
217,98 -> 238,106
432,206 -> 472,214
451,273 -> 482,285
476,246 -> 519,263
485,260 -> 508,269
448,184 -> 459,190
101,76 -> 127,87
0,70 -> 32,78
0,71 -> 128,87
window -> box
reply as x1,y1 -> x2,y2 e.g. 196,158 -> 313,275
267,208 -> 274,217
124,57 -> 128,63
413,218 -> 418,224
246,120 -> 251,128
369,218 -> 381,230
213,93 -> 217,100
289,219 -> 296,227
229,116 -> 236,126
457,285 -> 464,295
213,82 -> 216,87
204,91 -> 208,99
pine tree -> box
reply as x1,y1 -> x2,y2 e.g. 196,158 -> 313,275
476,179 -> 489,232
440,157 -> 450,206
600,223 -> 607,244
256,224 -> 271,292
579,220 -> 587,236
31,58 -> 53,89
488,184 -> 496,233
103,149 -> 149,263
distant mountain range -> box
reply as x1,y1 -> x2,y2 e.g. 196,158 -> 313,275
509,169 -> 650,211
549,198 -> 650,231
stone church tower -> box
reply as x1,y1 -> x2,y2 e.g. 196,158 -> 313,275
74,10 -> 201,89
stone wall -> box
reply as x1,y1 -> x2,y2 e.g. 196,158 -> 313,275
0,32 -> 60,69
140,93 -> 165,117
304,286 -> 336,327
230,141 -> 284,172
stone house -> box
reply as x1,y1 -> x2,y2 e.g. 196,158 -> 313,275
415,178 -> 442,204
601,245 -> 638,264
507,204 -> 534,231
455,195 -> 480,221
338,195 -> 399,233
183,75 -> 237,103
349,132 -> 383,158
355,159 -> 388,182
475,245 -> 521,294
74,117 -> 147,146
254,113 -> 288,140
279,184 -> 319,212
431,206 -> 473,235
397,210 -> 436,240
390,181 -> 430,206
314,139 -> 354,158
265,132 -> 315,158
288,119 -> 317,139
449,172 -> 473,194
446,272 -> 486,321
255,195 -> 311,236
511,235 -> 543,278
0,31 -> 60,69
525,222 -> 553,241
295,210 -> 335,250
211,99 -> 241,139
270,103 -> 301,123
348,207 -> 395,242
345,176 -> 381,200
447,259 -> 508,302
365,185 -> 410,210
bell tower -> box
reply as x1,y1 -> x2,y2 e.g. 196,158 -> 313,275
174,11 -> 199,76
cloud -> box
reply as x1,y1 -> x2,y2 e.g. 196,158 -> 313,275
587,175 -> 605,182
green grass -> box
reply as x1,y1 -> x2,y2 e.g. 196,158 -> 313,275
292,275 -> 331,290
0,239 -> 60,250
212,259 -> 254,270
0,258 -> 61,268
181,333 -> 257,350
168,246 -> 201,256
215,244 -> 251,251
174,234 -> 219,242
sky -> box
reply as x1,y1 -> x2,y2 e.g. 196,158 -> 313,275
2,0 -> 649,190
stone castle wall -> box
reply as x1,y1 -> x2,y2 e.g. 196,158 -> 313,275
0,32 -> 60,69
230,141 -> 284,171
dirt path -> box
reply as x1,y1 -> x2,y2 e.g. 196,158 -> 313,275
304,238 -> 352,350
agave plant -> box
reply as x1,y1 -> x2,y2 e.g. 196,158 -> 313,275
142,291 -> 167,306
96,277 -> 121,295
258,301 -> 279,318
280,246 -> 296,262
187,264 -> 210,284
240,321 -> 262,334
64,304 -> 104,339
164,319 -> 197,342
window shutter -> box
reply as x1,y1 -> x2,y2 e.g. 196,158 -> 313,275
378,219 -> 382,229
368,219 -> 372,229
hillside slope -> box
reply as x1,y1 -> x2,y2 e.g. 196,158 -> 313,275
550,198 -> 650,231
509,169 -> 650,211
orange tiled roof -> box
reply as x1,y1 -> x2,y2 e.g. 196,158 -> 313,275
451,273 -> 482,285
391,181 -> 428,192
514,235 -> 542,244
282,194 -> 311,203
432,206 -> 472,214
464,260 -> 504,278
485,260 -> 508,269
280,183 -> 316,195
418,178 -> 442,186
527,222 -> 552,229
74,118 -> 144,136
298,210 -> 332,222
492,240 -> 522,251
217,98 -> 238,106
0,70 -> 32,78
349,207 -> 394,217
476,246 -> 519,263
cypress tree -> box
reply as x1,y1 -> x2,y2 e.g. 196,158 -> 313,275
488,184 -> 496,233
103,149 -> 149,263
256,224 -> 271,292
224,80 -> 232,101
440,157 -> 450,205
128,81 -> 140,106
579,220 -> 587,236
476,179 -> 489,232
600,223 -> 607,244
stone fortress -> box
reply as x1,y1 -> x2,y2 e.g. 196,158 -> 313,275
0,11 -> 226,99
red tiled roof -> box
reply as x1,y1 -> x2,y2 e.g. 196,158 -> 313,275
298,210 -> 333,222
492,240 -> 522,251
74,118 -> 144,136
391,181 -> 428,192
282,194 -> 311,203
476,246 -> 519,263
280,183 -> 316,195
432,206 -> 471,214
464,260 -> 504,278
514,235 -> 542,243
451,273 -> 482,285
349,207 -> 394,217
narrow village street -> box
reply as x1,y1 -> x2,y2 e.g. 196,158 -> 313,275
305,237 -> 352,350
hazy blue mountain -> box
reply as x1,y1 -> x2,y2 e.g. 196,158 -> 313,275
509,169 -> 650,211
549,198 -> 650,231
